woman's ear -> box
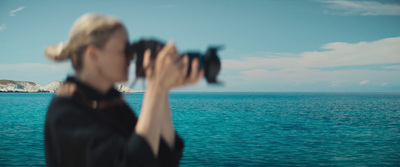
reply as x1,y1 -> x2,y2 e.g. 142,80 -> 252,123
85,45 -> 99,64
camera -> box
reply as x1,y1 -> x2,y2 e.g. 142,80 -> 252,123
129,39 -> 221,84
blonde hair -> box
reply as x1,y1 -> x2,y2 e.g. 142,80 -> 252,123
45,13 -> 124,71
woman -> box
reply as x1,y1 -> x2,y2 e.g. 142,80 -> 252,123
44,13 -> 203,167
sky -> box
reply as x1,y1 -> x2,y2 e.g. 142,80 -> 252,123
0,0 -> 400,92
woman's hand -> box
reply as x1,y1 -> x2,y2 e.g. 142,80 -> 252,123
137,41 -> 203,157
171,55 -> 204,88
143,41 -> 204,91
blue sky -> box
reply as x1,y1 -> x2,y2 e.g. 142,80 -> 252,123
1,0 -> 400,92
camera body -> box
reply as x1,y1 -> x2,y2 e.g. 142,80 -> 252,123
130,39 -> 221,84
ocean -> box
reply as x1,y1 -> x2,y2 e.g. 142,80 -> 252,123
0,92 -> 399,166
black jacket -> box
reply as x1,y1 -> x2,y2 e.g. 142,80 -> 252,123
44,77 -> 184,167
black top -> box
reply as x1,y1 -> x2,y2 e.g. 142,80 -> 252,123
44,77 -> 184,167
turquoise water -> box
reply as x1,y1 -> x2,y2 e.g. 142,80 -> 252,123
0,92 -> 399,166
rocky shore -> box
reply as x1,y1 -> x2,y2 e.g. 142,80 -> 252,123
0,80 -> 142,93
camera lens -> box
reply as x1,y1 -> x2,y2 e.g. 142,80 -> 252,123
183,47 -> 221,84
203,47 -> 221,84
131,39 -> 221,84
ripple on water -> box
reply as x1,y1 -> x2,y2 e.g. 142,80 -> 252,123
1,92 -> 400,166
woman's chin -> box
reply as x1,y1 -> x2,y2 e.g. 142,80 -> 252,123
118,75 -> 129,83
113,71 -> 129,83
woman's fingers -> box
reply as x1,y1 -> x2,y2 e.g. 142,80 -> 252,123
143,49 -> 152,78
181,55 -> 189,75
188,58 -> 204,84
143,49 -> 150,67
146,41 -> 205,89
175,58 -> 204,87
157,41 -> 176,63
190,58 -> 199,80
195,70 -> 204,83
180,55 -> 189,83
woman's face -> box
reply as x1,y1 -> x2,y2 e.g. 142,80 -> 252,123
96,28 -> 131,83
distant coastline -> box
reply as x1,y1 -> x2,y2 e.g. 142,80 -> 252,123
0,90 -> 50,93
0,79 -> 144,93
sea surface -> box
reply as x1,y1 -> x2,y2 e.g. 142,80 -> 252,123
0,92 -> 399,166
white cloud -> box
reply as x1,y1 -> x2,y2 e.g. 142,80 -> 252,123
228,67 -> 400,91
155,5 -> 176,8
360,80 -> 370,85
258,52 -> 298,58
302,37 -> 400,67
382,83 -> 388,86
330,81 -> 349,87
223,37 -> 400,70
382,65 -> 400,70
10,7 -> 25,16
322,0 -> 400,16
221,36 -> 400,91
0,24 -> 6,31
